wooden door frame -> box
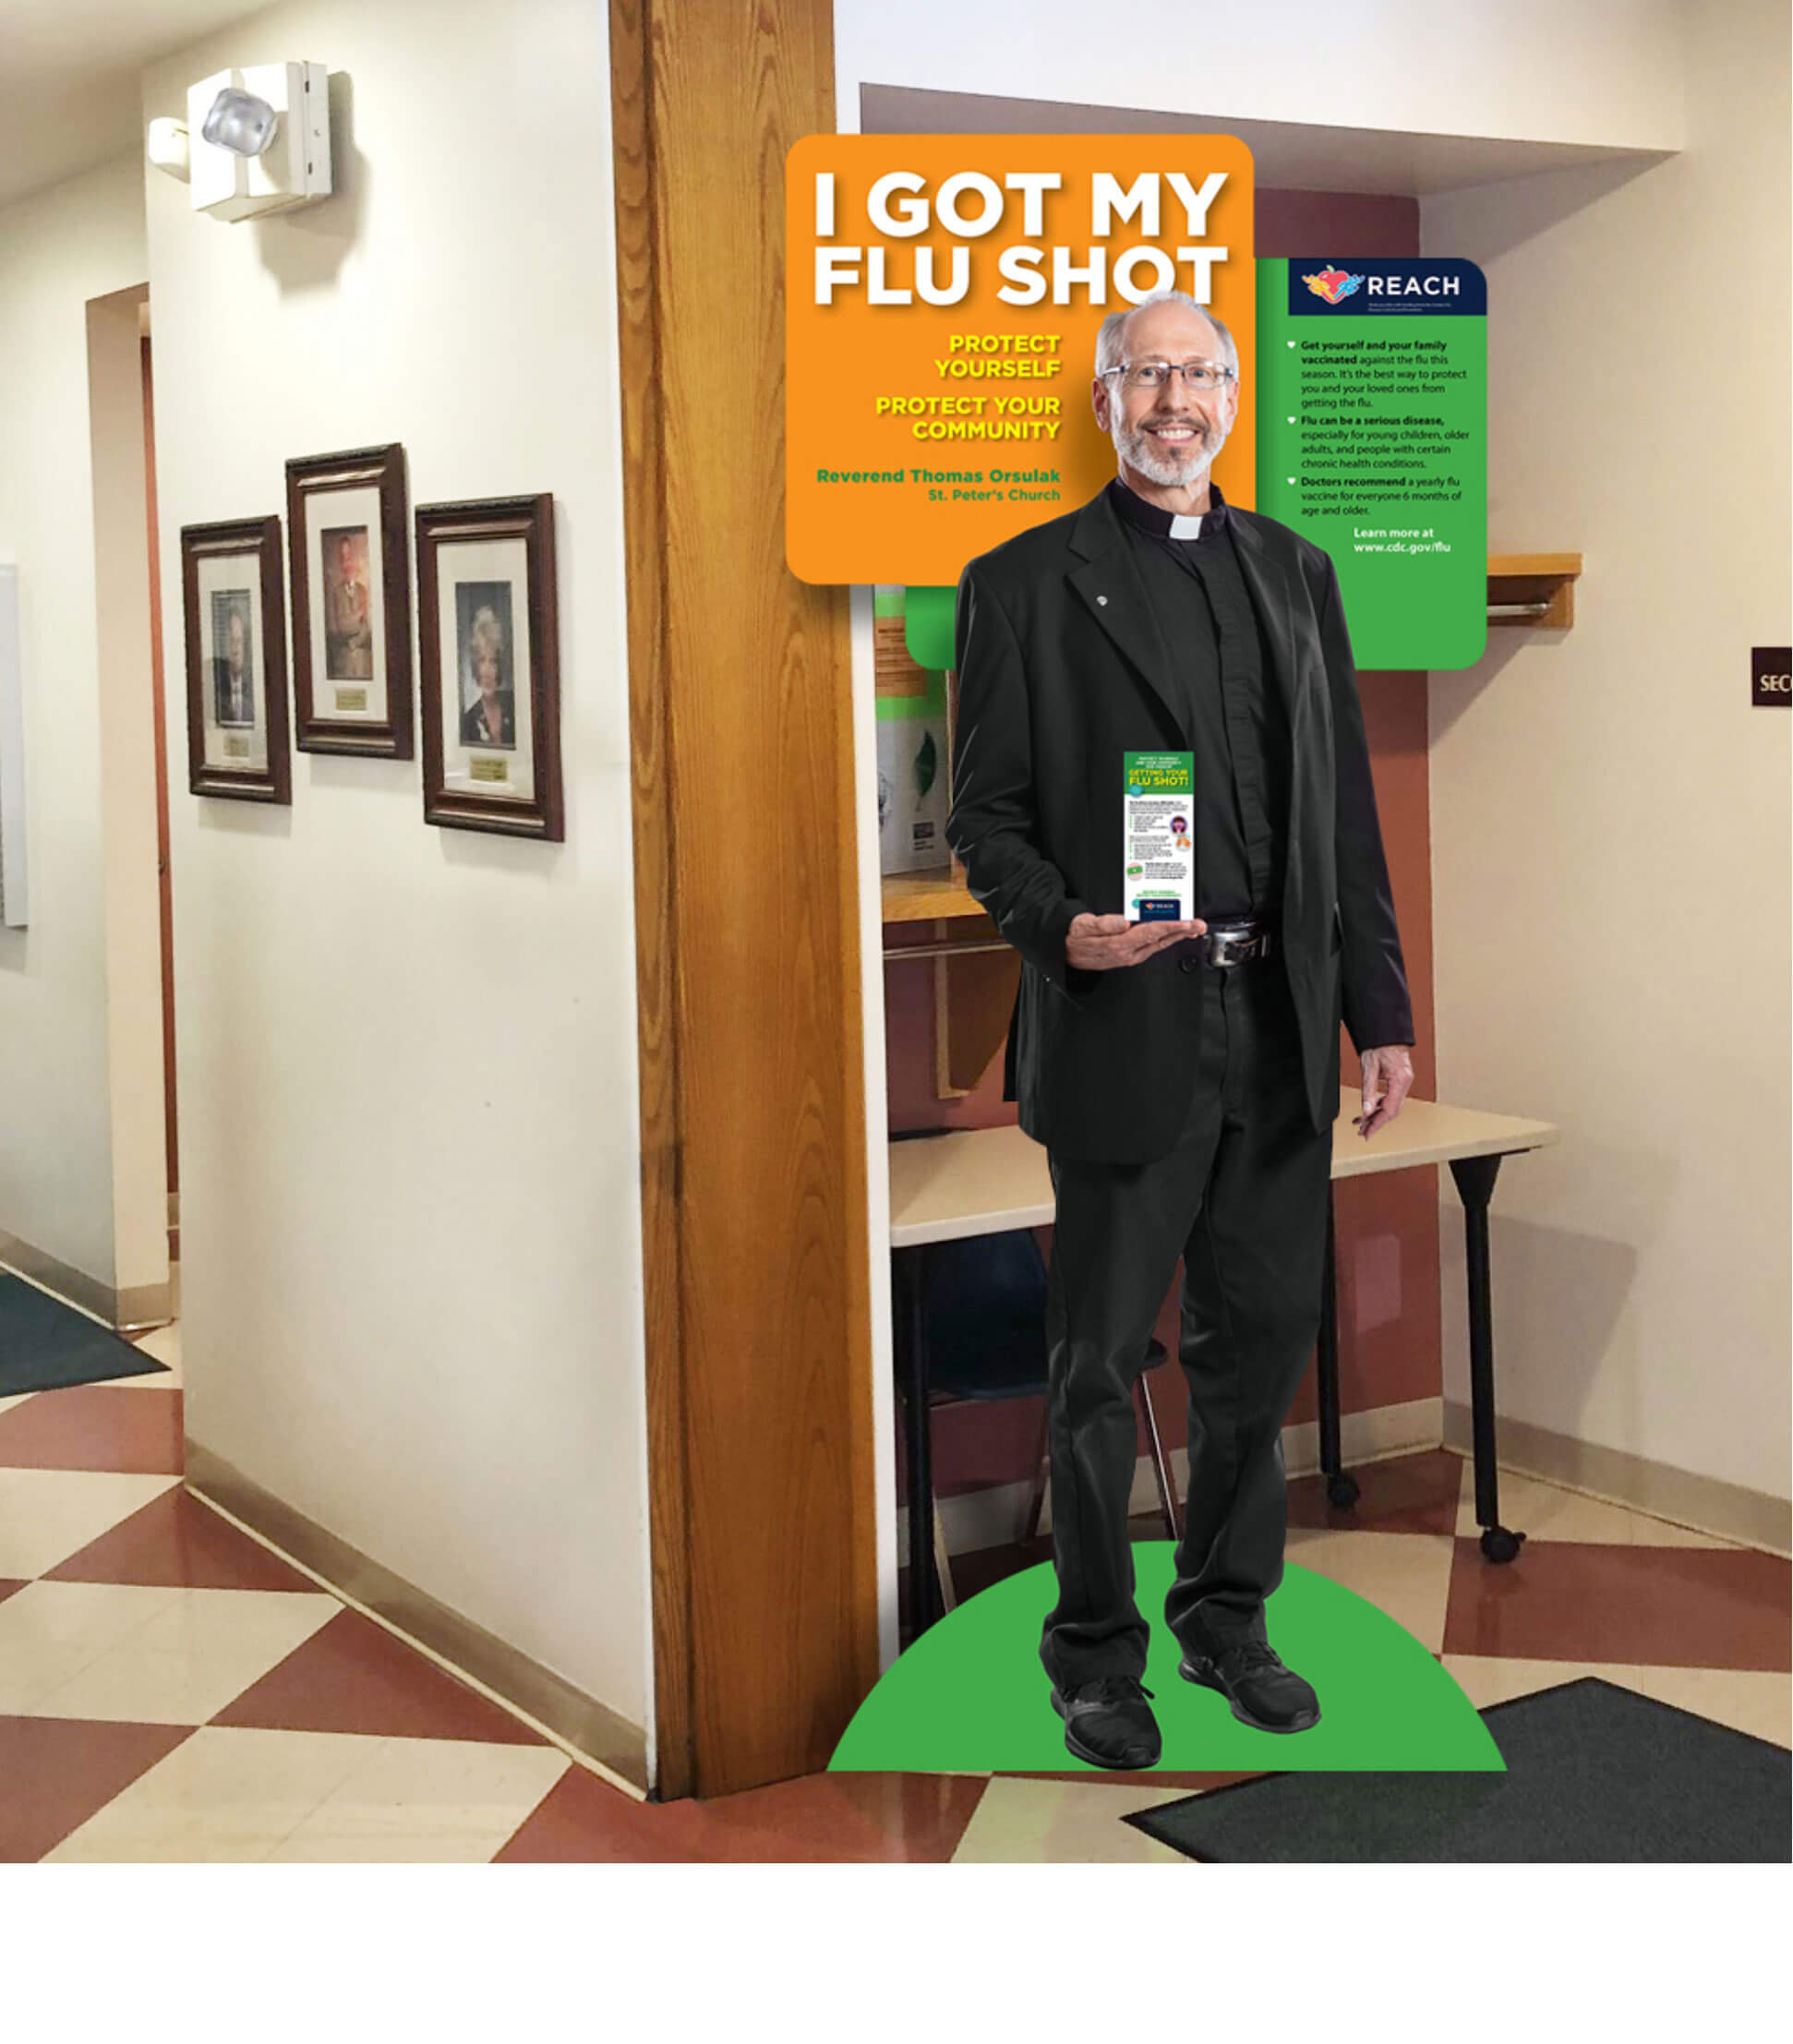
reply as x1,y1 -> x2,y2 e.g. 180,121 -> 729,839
609,0 -> 880,1800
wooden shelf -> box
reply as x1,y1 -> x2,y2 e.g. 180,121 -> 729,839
1488,552 -> 1582,629
881,866 -> 985,924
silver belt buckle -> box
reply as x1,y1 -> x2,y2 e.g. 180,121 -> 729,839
1207,925 -> 1259,968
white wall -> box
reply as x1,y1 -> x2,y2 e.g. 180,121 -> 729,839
834,0 -> 1687,151
143,0 -> 653,1739
1425,0 -> 1790,1500
0,154 -> 150,1294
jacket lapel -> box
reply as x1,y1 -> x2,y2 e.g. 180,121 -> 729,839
1065,492 -> 1188,745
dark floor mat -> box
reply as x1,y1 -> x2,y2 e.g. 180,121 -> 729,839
0,1274 -> 168,1397
1126,1677 -> 1791,1862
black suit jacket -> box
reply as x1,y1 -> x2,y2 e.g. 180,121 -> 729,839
461,691 -> 516,749
211,658 -> 254,727
946,486 -> 1413,1163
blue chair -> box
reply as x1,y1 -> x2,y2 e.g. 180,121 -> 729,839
917,1227 -> 1179,1612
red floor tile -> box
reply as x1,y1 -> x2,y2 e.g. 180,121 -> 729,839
1287,1447 -> 1463,1536
213,1606 -> 548,1744
494,1767 -> 988,1863
0,1715 -> 195,1862
46,1486 -> 317,1593
0,1385 -> 182,1474
0,1581 -> 27,1606
1442,1538 -> 1792,1671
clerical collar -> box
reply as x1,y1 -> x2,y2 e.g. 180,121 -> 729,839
1106,475 -> 1230,544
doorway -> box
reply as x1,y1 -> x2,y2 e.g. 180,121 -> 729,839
139,311 -> 178,1286
86,282 -> 174,1330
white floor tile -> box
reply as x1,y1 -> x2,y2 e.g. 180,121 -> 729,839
1284,1529 -> 1456,1653
47,1826 -> 270,1865
267,1736 -> 569,1862
24,1582 -> 340,1725
0,1469 -> 181,1579
124,1323 -> 182,1387
0,1581 -> 187,1712
264,1829 -> 505,1863
951,1776 -> 1189,1863
46,1725 -> 381,1862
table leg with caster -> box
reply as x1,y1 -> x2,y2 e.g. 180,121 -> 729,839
1449,1153 -> 1526,1565
1316,1191 -> 1359,1509
893,1245 -> 940,1638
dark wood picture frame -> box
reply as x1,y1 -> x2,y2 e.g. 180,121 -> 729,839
285,442 -> 414,758
181,514 -> 291,805
415,493 -> 562,841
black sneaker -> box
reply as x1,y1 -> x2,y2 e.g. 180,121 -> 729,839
1050,1675 -> 1161,1770
1179,1639 -> 1320,1734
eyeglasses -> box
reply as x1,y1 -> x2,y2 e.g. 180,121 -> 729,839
1101,359 -> 1237,391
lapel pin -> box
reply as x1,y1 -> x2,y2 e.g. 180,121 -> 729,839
1097,595 -> 1108,606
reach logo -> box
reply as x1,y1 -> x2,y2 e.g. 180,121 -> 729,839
1302,265 -> 1362,306
1288,257 -> 1487,318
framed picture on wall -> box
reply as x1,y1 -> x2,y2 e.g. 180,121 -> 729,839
285,442 -> 414,757
180,514 -> 291,804
415,493 -> 562,840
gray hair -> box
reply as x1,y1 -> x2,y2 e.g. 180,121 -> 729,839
1094,290 -> 1239,379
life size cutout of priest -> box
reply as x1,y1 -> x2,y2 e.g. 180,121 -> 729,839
946,289 -> 1415,1771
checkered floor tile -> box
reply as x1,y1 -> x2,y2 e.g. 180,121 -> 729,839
0,1282 -> 1785,1860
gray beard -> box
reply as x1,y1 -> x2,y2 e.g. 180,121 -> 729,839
1112,413 -> 1229,489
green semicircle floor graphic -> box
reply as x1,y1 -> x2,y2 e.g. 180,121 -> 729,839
830,1550 -> 1503,1774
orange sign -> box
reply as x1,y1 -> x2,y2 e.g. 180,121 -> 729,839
786,135 -> 1255,585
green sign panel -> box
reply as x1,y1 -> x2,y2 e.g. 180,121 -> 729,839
1258,258 -> 1487,670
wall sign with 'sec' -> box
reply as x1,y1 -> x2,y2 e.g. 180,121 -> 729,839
1752,646 -> 1791,707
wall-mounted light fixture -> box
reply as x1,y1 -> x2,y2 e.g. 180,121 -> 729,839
146,117 -> 190,181
147,63 -> 331,222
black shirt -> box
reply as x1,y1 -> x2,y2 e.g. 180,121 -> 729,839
1105,476 -> 1290,921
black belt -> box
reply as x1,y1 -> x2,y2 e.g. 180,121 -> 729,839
1181,915 -> 1274,971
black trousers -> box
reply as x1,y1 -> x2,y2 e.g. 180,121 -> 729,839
1040,954 -> 1332,1692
